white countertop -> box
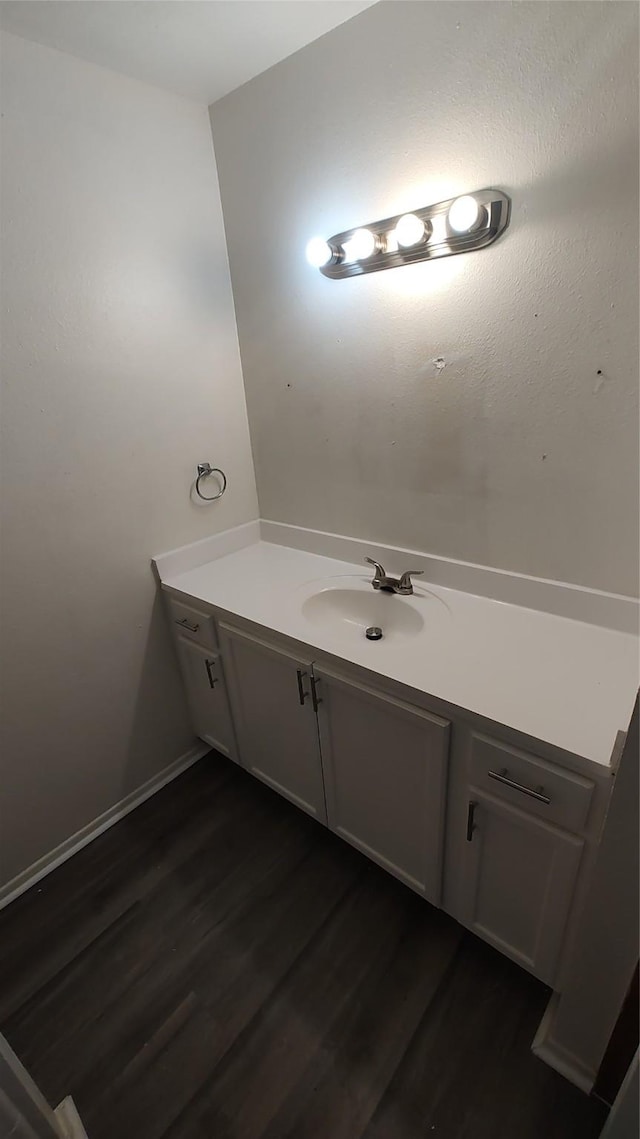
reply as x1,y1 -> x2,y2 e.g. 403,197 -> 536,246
158,539 -> 639,767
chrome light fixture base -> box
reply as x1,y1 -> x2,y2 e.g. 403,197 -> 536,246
318,188 -> 510,279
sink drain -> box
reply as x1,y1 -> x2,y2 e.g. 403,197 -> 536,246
365,626 -> 383,641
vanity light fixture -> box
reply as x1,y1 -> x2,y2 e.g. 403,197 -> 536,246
308,188 -> 510,279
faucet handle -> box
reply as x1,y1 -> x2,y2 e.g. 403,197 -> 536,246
365,557 -> 386,582
399,569 -> 424,591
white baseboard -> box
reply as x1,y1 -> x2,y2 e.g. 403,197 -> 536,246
55,1096 -> 89,1139
0,742 -> 210,912
532,992 -> 597,1093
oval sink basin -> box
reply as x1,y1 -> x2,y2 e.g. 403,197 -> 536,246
301,586 -> 425,644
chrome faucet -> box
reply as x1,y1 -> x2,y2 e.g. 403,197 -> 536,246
365,557 -> 424,596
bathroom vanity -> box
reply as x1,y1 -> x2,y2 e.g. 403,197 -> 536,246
153,522 -> 639,991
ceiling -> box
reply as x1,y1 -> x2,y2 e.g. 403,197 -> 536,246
0,0 -> 377,104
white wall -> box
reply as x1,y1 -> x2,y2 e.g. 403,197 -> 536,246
210,0 -> 639,596
0,32 -> 258,888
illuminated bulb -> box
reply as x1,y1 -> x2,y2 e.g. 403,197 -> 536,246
394,213 -> 426,248
306,237 -> 333,268
345,227 -> 377,261
447,195 -> 483,233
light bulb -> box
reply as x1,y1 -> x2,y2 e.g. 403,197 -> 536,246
306,237 -> 333,268
394,213 -> 426,248
345,227 -> 377,261
447,195 -> 483,233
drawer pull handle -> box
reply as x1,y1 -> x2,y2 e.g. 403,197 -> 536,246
466,800 -> 477,842
205,659 -> 218,689
488,768 -> 551,805
296,669 -> 310,705
176,617 -> 200,633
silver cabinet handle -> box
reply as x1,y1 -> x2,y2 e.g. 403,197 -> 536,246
310,675 -> 322,713
205,659 -> 218,689
466,800 -> 477,842
488,768 -> 551,805
296,669 -> 310,705
176,617 -> 200,633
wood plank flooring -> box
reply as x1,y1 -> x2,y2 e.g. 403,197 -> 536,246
0,753 -> 608,1139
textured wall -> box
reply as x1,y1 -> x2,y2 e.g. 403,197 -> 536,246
0,32 -> 258,887
211,0 -> 639,596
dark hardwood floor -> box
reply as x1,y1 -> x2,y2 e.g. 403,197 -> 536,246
0,753 -> 608,1139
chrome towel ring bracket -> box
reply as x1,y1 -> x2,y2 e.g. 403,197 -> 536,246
195,462 -> 227,502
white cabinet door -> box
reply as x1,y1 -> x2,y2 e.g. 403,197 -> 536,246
175,638 -> 236,759
218,625 -> 326,822
459,791 -> 584,985
315,666 -> 449,904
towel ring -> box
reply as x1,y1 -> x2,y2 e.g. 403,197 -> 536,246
195,462 -> 227,502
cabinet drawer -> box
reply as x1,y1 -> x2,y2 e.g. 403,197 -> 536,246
469,734 -> 594,833
167,597 -> 217,649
